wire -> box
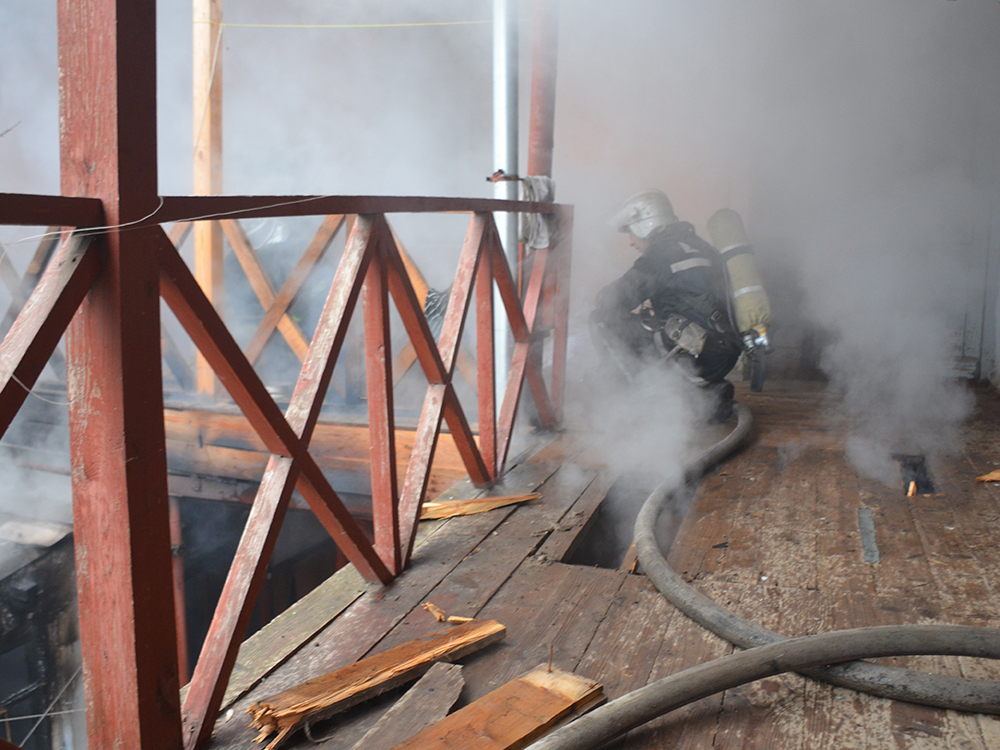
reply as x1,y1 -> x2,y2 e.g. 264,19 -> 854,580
10,375 -> 69,406
20,666 -> 81,745
5,197 -> 166,250
3,709 -> 83,722
195,20 -> 489,30
193,25 -> 225,158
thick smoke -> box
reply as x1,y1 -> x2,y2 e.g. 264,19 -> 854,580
554,1 -> 1000,486
1,1 -> 1000,512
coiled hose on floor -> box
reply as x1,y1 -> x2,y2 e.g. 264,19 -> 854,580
528,402 -> 1000,750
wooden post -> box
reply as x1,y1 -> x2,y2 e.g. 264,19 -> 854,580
193,0 -> 224,395
58,0 -> 183,748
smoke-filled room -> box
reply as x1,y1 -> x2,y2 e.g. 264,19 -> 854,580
0,1 -> 999,748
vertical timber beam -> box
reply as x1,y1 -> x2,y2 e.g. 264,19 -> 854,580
526,0 -> 558,179
476,229 -> 497,478
58,0 -> 183,748
193,0 -> 224,395
363,232 -> 401,573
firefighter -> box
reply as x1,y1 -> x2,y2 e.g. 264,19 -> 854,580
590,189 -> 743,420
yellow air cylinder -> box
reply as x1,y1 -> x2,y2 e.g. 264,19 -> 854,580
706,208 -> 772,334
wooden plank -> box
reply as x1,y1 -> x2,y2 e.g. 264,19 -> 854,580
219,564 -> 368,710
363,233 -> 401,573
181,216 -> 383,750
662,449 -> 755,582
209,461 -> 561,749
420,493 -> 538,520
346,662 -> 464,750
391,664 -> 603,750
58,0 -> 182,746
394,214 -> 489,565
574,574 -> 678,700
537,471 -> 615,563
0,234 -> 98,434
156,195 -> 559,224
0,192 -> 104,228
193,0 -> 224,397
710,583 -> 806,750
757,447 -> 821,591
622,580 -> 734,749
458,560 -> 626,702
158,233 -> 390,587
814,452 -> 877,597
376,464 -> 597,652
248,620 -> 506,749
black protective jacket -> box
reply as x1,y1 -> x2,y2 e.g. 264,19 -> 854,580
595,222 -> 731,335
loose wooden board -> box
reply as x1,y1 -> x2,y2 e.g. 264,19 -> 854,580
389,664 -> 604,750
248,620 -> 505,749
420,494 -> 539,520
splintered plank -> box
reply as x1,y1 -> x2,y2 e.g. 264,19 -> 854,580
248,620 -> 505,749
346,662 -> 465,750
420,494 -> 539,520
390,664 -> 604,750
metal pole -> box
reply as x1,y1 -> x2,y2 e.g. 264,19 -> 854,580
493,0 -> 518,414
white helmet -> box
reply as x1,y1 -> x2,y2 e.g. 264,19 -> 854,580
610,189 -> 678,239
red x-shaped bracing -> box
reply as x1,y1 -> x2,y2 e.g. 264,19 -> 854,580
0,211 -> 560,750
157,212 -> 556,748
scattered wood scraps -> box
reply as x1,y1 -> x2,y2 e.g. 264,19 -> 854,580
248,619 -> 506,749
420,493 -> 539,521
976,470 -> 1000,483
422,601 -> 476,624
390,663 -> 605,750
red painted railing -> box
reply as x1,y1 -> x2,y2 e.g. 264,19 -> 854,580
0,192 -> 571,749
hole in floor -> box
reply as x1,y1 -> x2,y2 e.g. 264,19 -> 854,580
564,473 -> 697,570
893,454 -> 935,495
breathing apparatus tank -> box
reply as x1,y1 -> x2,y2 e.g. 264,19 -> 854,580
707,208 -> 772,390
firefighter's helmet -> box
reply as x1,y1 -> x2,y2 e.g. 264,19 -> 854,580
610,189 -> 678,239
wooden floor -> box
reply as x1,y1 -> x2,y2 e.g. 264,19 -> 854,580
208,379 -> 1000,750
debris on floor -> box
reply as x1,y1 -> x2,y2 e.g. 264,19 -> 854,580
248,619 -> 505,749
420,493 -> 540,520
389,664 -> 605,750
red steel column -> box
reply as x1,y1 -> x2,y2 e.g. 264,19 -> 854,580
58,0 -> 183,748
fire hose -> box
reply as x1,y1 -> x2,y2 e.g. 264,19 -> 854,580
528,402 -> 1000,750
